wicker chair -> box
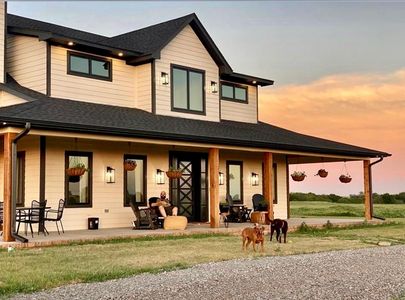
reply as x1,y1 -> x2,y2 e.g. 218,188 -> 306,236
252,194 -> 268,211
130,200 -> 158,230
44,199 -> 66,235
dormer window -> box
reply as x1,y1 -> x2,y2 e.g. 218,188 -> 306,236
171,64 -> 205,115
68,51 -> 112,81
220,82 -> 248,103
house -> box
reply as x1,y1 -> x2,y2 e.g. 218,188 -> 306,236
0,2 -> 390,242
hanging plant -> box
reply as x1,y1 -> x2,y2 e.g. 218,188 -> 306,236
68,175 -> 81,183
124,160 -> 137,171
66,162 -> 87,177
291,171 -> 306,182
315,169 -> 328,178
166,167 -> 183,179
339,174 -> 352,183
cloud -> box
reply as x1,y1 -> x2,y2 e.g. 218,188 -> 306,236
258,69 -> 405,194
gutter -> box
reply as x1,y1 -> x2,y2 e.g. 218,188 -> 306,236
369,156 -> 385,221
11,122 -> 31,243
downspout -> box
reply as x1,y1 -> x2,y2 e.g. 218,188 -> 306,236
369,156 -> 385,221
11,122 -> 31,243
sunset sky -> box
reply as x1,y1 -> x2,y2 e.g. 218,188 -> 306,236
8,1 -> 405,195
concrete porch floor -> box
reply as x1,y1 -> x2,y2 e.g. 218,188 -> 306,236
1,217 -> 379,248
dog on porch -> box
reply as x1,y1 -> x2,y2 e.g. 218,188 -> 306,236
241,223 -> 265,252
269,219 -> 288,243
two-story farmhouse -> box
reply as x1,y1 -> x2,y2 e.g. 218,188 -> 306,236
0,2 -> 389,241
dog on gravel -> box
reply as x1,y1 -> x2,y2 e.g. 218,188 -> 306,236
269,219 -> 288,243
242,223 -> 265,252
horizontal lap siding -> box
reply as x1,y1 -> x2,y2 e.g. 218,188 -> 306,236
220,85 -> 258,123
6,35 -> 46,93
51,47 -> 137,108
0,3 -> 4,83
135,63 -> 152,112
155,25 -> 220,122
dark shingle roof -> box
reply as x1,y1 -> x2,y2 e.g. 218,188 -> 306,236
0,79 -> 389,158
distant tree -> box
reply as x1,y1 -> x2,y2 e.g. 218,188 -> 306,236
381,193 -> 395,204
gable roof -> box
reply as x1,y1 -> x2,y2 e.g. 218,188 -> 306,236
0,78 -> 389,159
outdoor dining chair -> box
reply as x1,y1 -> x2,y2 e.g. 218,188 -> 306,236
16,200 -> 48,238
44,199 -> 66,235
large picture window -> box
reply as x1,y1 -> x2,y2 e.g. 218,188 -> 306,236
124,155 -> 147,207
220,82 -> 248,103
171,64 -> 205,114
227,161 -> 243,204
65,151 -> 92,207
68,51 -> 112,81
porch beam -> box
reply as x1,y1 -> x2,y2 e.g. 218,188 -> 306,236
3,132 -> 16,242
364,160 -> 372,220
263,152 -> 274,220
209,148 -> 220,228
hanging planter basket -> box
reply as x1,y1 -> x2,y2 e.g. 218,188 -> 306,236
291,171 -> 306,182
339,174 -> 352,183
124,160 -> 137,171
166,169 -> 183,179
66,166 -> 86,177
68,175 -> 81,183
316,169 -> 328,178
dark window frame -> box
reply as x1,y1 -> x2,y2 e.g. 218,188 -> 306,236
123,154 -> 147,207
65,151 -> 93,208
170,64 -> 206,115
262,162 -> 278,204
220,81 -> 248,103
67,51 -> 112,82
226,160 -> 244,204
16,151 -> 25,207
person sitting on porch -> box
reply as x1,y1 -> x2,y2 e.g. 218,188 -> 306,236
150,191 -> 178,218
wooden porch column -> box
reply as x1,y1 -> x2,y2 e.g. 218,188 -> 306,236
364,160 -> 372,220
3,133 -> 16,242
209,148 -> 220,228
263,152 -> 274,220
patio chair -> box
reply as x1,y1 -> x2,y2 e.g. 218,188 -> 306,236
252,194 -> 268,211
224,194 -> 245,223
0,201 -> 3,236
148,197 -> 165,227
130,200 -> 158,230
17,200 -> 47,238
44,199 -> 66,235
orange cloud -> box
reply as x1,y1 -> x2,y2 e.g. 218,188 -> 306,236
259,69 -> 405,194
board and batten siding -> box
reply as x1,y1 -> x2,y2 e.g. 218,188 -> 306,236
0,1 -> 5,83
220,85 -> 258,123
6,35 -> 47,94
135,62 -> 152,112
0,90 -> 26,107
155,25 -> 220,122
50,47 -> 137,108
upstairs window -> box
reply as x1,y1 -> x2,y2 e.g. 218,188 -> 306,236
68,51 -> 112,81
171,64 -> 205,114
221,82 -> 248,103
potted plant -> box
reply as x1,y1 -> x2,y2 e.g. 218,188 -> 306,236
315,169 -> 328,178
166,167 -> 183,179
124,160 -> 137,171
291,171 -> 306,182
339,174 -> 352,183
66,162 -> 87,177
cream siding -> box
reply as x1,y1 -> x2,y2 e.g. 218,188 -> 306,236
155,25 -> 220,122
6,35 -> 47,93
220,84 -> 258,123
0,1 -> 5,83
135,63 -> 152,112
0,91 -> 27,107
50,47 -> 137,108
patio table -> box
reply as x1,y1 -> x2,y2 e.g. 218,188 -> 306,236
16,206 -> 50,235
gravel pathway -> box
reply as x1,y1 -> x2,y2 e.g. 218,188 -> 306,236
12,245 -> 405,300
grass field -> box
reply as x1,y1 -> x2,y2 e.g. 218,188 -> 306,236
291,201 -> 405,218
1,220 -> 405,297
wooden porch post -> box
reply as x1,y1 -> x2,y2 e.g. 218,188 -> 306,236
209,148 -> 220,228
3,132 -> 16,242
263,152 -> 274,220
364,160 -> 372,220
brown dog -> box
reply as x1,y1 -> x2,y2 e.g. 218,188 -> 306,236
242,224 -> 265,252
269,219 -> 288,243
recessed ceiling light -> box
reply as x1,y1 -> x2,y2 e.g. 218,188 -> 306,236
252,80 -> 257,84
118,52 -> 124,57
68,41 -> 74,46
2,122 -> 7,125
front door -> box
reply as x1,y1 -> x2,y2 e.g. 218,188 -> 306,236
169,152 -> 208,222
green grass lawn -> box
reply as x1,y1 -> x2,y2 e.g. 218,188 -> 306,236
291,201 -> 405,218
1,220 -> 405,297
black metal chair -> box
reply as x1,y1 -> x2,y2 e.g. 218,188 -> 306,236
252,194 -> 268,211
130,200 -> 158,230
0,201 -> 3,236
44,199 -> 66,235
17,200 -> 47,238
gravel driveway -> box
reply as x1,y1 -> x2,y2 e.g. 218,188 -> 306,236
12,245 -> 405,300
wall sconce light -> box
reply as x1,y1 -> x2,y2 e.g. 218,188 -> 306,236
211,81 -> 218,93
156,169 -> 165,184
251,172 -> 259,186
219,172 -> 224,185
161,72 -> 169,85
106,166 -> 115,183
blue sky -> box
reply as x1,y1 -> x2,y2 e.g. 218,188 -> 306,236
8,1 -> 405,86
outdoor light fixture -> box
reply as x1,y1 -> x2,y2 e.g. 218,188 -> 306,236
161,72 -> 169,85
211,81 -> 218,93
251,172 -> 259,186
118,52 -> 124,57
106,167 -> 115,183
68,41 -> 74,46
252,80 -> 257,84
156,169 -> 165,184
219,172 -> 224,185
